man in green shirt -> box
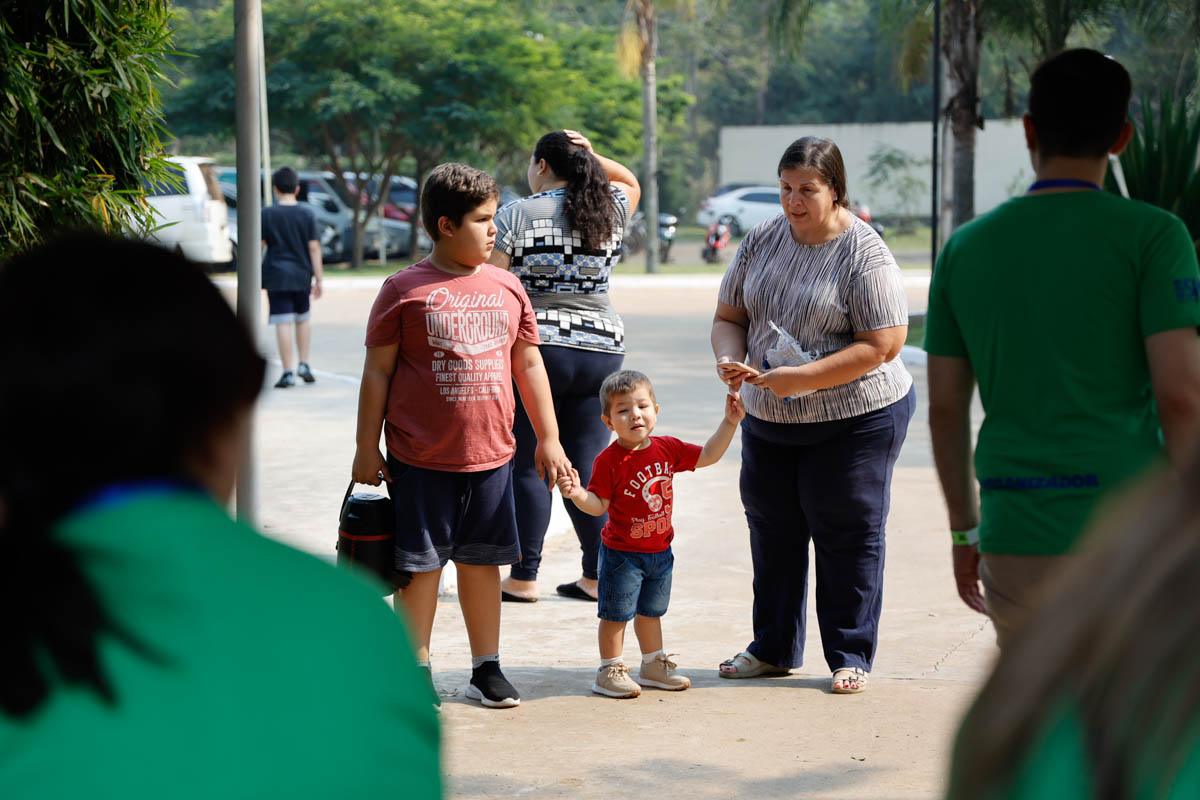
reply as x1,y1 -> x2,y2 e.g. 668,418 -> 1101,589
926,49 -> 1200,648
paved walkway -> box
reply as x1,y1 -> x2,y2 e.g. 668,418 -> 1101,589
225,276 -> 994,799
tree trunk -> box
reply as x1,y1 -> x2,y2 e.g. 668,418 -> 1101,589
755,7 -> 771,126
411,155 -> 430,258
942,0 -> 983,230
639,1 -> 659,274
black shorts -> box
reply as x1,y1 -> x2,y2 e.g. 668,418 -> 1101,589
267,289 -> 311,324
386,454 -> 521,573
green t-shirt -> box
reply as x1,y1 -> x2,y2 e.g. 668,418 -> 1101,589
0,490 -> 441,799
926,192 -> 1200,555
948,702 -> 1200,800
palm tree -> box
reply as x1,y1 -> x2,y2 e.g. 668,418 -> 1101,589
619,0 -> 814,272
618,0 -> 674,273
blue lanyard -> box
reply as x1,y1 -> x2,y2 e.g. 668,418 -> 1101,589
73,479 -> 200,514
1027,179 -> 1102,193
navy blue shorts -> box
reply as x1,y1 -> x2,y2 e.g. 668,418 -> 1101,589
267,289 -> 311,324
385,454 -> 520,573
597,544 -> 674,623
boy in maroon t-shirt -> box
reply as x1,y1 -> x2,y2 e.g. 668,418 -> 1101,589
557,370 -> 744,698
353,163 -> 570,709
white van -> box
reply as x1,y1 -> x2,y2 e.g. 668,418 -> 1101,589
145,157 -> 232,265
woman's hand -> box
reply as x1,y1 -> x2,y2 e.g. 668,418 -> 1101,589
563,129 -> 594,153
716,356 -> 756,392
746,366 -> 809,398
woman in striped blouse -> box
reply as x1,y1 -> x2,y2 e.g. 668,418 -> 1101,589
489,130 -> 641,602
711,137 -> 915,694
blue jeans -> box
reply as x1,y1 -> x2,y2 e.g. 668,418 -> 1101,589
510,345 -> 623,581
596,545 -> 674,623
739,386 -> 914,672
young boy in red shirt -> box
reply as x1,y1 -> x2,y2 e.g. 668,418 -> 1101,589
353,163 -> 570,708
557,370 -> 744,698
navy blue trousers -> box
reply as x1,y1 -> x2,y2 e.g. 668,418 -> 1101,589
740,386 -> 914,672
510,345 -> 623,581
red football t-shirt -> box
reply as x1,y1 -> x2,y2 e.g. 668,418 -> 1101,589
364,259 -> 540,472
587,435 -> 702,553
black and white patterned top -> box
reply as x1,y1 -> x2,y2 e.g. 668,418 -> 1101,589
494,186 -> 633,354
718,213 -> 912,424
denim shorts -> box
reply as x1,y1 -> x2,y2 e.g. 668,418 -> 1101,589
385,454 -> 520,573
597,544 -> 673,623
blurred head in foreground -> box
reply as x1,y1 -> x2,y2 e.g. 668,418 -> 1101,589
0,232 -> 264,716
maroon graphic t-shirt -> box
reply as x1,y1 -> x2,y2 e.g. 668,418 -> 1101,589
365,260 -> 540,472
587,435 -> 702,553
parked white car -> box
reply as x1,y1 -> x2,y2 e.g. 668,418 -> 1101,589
695,185 -> 782,236
144,157 -> 232,265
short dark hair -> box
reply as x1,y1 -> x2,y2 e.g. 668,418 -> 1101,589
421,163 -> 499,241
599,369 -> 655,418
777,137 -> 850,209
272,166 -> 299,194
1028,49 -> 1132,159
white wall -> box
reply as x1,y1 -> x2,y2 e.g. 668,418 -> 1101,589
718,120 -> 1033,218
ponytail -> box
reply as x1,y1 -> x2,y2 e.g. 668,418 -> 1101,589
0,511 -> 117,716
533,131 -> 617,250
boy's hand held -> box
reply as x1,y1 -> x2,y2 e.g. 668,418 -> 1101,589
534,439 -> 571,486
725,391 -> 746,424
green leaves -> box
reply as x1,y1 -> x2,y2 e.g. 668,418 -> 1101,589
1106,93 -> 1200,255
0,0 -> 177,257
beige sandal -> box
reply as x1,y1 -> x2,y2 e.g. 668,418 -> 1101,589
718,651 -> 790,679
831,667 -> 868,694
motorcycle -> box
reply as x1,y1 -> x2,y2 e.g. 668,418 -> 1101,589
701,220 -> 731,264
657,213 -> 677,263
619,211 -> 680,263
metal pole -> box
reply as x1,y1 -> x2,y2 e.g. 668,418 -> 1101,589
258,13 -> 272,209
931,0 -> 941,268
235,0 -> 262,526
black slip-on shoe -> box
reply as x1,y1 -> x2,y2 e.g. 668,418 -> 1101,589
465,661 -> 520,708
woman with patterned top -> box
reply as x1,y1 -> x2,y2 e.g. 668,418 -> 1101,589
489,129 -> 641,602
711,137 -> 915,694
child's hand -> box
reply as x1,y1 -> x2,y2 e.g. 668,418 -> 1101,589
725,390 -> 747,425
352,447 -> 392,485
556,467 -> 583,499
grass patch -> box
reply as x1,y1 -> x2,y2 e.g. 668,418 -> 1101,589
883,225 -> 933,253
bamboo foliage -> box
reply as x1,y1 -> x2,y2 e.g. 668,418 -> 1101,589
0,1 -> 178,258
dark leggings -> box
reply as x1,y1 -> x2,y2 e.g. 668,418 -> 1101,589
510,345 -> 623,581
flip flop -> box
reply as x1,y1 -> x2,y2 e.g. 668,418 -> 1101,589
501,591 -> 538,603
831,667 -> 869,694
718,651 -> 790,679
556,581 -> 598,602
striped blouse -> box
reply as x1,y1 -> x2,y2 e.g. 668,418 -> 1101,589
718,213 -> 912,424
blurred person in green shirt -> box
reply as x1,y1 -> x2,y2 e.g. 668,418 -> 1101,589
926,49 -> 1200,648
0,234 -> 440,799
947,449 -> 1200,799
